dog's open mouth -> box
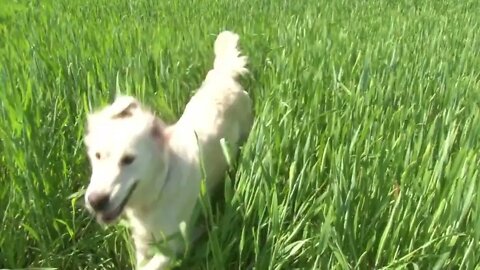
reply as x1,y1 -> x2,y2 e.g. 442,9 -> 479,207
98,182 -> 138,224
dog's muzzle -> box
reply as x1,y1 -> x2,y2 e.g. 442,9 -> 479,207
87,181 -> 139,223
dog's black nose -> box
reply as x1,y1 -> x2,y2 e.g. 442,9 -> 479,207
87,192 -> 110,211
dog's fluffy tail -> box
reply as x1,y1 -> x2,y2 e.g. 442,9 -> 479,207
212,31 -> 248,79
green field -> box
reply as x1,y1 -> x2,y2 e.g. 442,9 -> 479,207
1,0 -> 480,269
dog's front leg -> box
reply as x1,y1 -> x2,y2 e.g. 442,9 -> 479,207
134,237 -> 170,270
137,253 -> 170,270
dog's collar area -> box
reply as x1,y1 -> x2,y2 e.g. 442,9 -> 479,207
156,161 -> 173,200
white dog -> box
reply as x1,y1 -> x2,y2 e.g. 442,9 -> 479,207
83,31 -> 252,269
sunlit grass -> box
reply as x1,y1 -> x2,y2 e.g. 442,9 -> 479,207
1,0 -> 480,269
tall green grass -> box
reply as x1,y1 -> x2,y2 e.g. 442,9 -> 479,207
1,0 -> 480,269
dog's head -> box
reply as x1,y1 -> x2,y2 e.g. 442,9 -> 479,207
84,96 -> 169,224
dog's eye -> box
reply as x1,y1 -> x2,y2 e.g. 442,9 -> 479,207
95,152 -> 101,159
120,155 -> 135,166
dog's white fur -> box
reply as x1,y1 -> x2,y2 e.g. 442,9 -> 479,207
83,31 -> 252,269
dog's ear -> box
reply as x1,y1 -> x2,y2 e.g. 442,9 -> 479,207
111,97 -> 140,119
151,118 -> 168,142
